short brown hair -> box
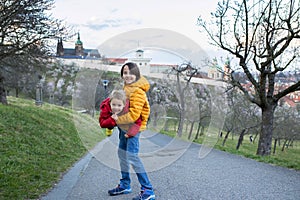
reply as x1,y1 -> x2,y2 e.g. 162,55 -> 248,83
109,90 -> 126,104
120,62 -> 141,80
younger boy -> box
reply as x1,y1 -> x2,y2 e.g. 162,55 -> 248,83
99,90 -> 141,137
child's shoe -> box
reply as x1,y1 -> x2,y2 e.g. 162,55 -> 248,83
105,128 -> 113,136
108,184 -> 132,196
132,189 -> 155,200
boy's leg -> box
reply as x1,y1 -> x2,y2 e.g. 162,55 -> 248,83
108,128 -> 132,196
118,128 -> 131,189
126,133 -> 153,190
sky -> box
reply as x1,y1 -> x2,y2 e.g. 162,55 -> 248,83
51,0 -> 222,64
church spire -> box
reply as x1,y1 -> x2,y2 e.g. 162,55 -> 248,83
56,37 -> 64,56
75,32 -> 82,45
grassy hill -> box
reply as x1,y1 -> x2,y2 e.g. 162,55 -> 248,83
0,97 -> 104,199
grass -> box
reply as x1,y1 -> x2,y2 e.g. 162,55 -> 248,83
0,97 -> 105,199
162,128 -> 300,171
1,98 -> 299,199
213,137 -> 300,170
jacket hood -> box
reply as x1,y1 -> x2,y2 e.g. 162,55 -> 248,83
100,98 -> 111,112
125,76 -> 150,92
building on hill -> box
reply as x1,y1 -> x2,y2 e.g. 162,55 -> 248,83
207,57 -> 232,81
150,63 -> 178,73
128,49 -> 152,75
207,58 -> 223,80
56,33 -> 101,59
103,58 -> 128,65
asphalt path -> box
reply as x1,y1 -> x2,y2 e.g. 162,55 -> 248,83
42,131 -> 300,200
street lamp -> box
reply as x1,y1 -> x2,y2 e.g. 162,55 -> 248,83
102,79 -> 109,98
102,79 -> 112,136
102,79 -> 109,90
35,76 -> 43,106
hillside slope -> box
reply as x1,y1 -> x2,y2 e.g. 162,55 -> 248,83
0,97 -> 104,199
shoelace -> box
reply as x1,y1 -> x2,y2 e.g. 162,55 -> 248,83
138,189 -> 146,199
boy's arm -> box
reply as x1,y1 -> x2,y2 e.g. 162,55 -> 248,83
99,114 -> 117,128
117,89 -> 145,125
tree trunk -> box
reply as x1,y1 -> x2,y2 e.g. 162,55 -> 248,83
236,129 -> 246,150
185,122 -> 189,133
222,131 -> 230,146
177,114 -> 185,137
200,126 -> 205,136
273,139 -> 277,154
281,139 -> 288,151
253,132 -> 259,143
174,120 -> 178,131
287,139 -> 293,148
163,119 -> 169,131
257,104 -> 276,156
16,86 -> 20,98
0,75 -> 8,105
188,121 -> 195,140
176,72 -> 185,137
195,122 -> 201,140
289,139 -> 294,148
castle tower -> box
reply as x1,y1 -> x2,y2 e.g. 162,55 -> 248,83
56,38 -> 64,56
223,58 -> 231,81
136,49 -> 144,58
75,32 -> 84,57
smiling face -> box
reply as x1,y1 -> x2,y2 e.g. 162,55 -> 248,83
110,98 -> 125,115
122,65 -> 137,85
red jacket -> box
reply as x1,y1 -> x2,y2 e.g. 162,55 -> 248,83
99,97 -> 142,137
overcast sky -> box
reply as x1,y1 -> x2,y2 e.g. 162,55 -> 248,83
51,0 -> 222,63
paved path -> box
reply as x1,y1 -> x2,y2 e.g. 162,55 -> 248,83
42,131 -> 300,200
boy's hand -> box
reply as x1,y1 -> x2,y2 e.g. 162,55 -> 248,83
111,114 -> 118,120
124,134 -> 130,138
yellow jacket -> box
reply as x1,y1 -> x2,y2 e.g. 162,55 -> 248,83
117,76 -> 150,131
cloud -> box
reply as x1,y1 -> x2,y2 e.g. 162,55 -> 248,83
85,18 -> 142,31
97,28 -> 209,67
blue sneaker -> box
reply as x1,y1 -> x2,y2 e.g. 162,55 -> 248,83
108,184 -> 132,196
132,189 -> 155,200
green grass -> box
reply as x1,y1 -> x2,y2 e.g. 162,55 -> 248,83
162,129 -> 300,171
213,137 -> 300,170
0,97 -> 105,199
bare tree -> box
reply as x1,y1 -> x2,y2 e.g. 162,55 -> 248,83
73,68 -> 102,117
273,105 -> 300,153
233,92 -> 261,150
0,0 -> 69,104
194,85 -> 211,140
45,60 -> 80,106
168,62 -> 199,137
148,78 -> 179,132
0,43 -> 52,98
198,0 -> 300,155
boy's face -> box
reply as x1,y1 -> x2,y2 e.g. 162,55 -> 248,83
110,98 -> 125,115
122,65 -> 137,85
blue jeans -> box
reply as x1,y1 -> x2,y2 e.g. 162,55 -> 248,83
118,128 -> 153,190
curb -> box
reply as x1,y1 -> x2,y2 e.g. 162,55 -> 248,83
42,152 -> 93,200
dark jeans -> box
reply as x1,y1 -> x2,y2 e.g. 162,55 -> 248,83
118,128 -> 153,190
